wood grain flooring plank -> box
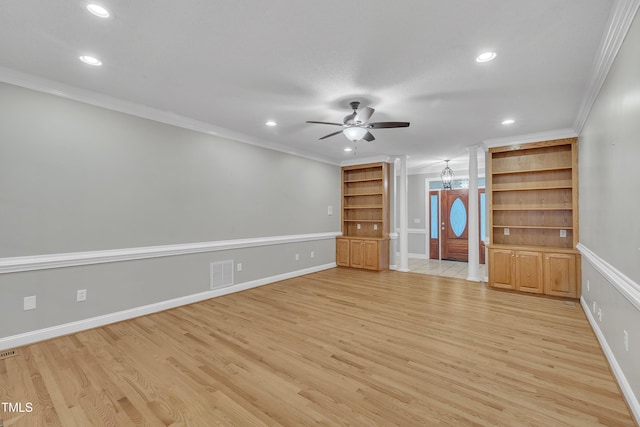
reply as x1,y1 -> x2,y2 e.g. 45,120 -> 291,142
1,268 -> 636,426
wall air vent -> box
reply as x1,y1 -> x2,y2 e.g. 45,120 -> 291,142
210,260 -> 234,290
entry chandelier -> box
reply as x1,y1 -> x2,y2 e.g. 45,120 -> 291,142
441,160 -> 454,189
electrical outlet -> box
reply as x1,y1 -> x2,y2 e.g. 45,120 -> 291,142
76,289 -> 87,302
310,251 -> 315,258
357,223 -> 361,230
597,308 -> 602,322
504,228 -> 510,236
327,206 -> 333,215
237,263 -> 242,272
295,253 -> 300,261
560,229 -> 567,238
624,330 -> 629,352
373,224 -> 378,230
23,296 -> 36,311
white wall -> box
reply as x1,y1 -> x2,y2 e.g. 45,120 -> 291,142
578,8 -> 640,421
0,82 -> 341,347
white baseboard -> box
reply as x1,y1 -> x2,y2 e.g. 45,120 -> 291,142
0,263 -> 336,351
580,297 -> 640,424
408,253 -> 428,259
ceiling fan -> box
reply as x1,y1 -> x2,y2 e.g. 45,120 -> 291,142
306,101 -> 410,142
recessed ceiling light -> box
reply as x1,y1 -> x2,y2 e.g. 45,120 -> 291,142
476,52 -> 497,63
79,55 -> 102,66
501,119 -> 515,125
86,4 -> 110,18
265,121 -> 277,127
344,147 -> 353,152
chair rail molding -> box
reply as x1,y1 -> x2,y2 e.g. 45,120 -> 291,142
577,242 -> 640,311
0,231 -> 341,274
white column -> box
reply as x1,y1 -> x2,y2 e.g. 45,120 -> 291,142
398,155 -> 409,272
389,160 -> 398,270
467,145 -> 481,281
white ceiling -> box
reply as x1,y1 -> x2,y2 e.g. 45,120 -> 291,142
0,0 -> 625,171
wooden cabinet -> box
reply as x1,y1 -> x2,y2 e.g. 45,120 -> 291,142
337,163 -> 390,271
336,237 -> 389,271
544,252 -> 578,297
488,248 -> 543,294
489,247 -> 578,297
336,237 -> 350,267
488,138 -> 580,298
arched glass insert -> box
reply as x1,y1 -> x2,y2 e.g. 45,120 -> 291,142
450,198 -> 467,237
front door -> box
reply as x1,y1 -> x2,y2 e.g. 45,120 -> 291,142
429,188 -> 485,263
442,189 -> 469,261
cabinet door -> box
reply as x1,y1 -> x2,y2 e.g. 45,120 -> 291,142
350,240 -> 364,268
515,251 -> 543,294
336,238 -> 350,267
544,253 -> 577,298
489,248 -> 514,289
363,240 -> 379,270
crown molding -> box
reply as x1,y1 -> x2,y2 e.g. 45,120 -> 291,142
0,67 -> 339,166
573,0 -> 640,133
340,155 -> 392,166
483,128 -> 577,148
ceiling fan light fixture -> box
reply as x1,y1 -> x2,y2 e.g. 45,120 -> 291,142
476,51 -> 496,63
79,55 -> 102,66
86,4 -> 110,18
343,127 -> 367,142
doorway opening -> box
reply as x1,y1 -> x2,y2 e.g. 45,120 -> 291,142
428,188 -> 486,264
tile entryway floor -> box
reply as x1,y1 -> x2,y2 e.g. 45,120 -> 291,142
408,258 -> 487,281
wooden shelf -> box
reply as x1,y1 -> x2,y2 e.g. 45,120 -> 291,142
344,192 -> 383,197
491,186 -> 573,192
338,162 -> 390,271
344,178 -> 383,183
492,205 -> 573,211
488,137 -> 580,298
491,166 -> 572,175
493,225 -> 573,230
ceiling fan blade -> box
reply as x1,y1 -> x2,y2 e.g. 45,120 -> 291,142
306,121 -> 343,126
363,131 -> 375,142
366,121 -> 410,129
318,130 -> 344,140
354,107 -> 375,124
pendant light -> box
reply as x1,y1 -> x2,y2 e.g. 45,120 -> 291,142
441,160 -> 454,189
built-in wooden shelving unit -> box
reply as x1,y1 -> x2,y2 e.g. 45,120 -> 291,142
488,138 -> 580,298
336,162 -> 390,271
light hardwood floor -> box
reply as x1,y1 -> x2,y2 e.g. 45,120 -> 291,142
0,268 -> 636,426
